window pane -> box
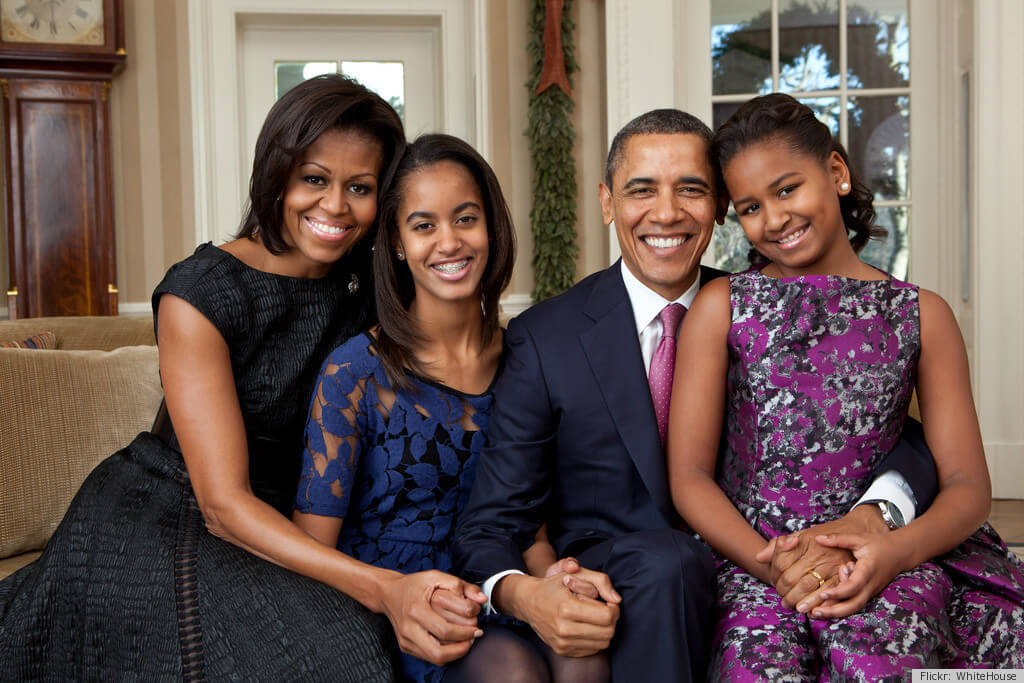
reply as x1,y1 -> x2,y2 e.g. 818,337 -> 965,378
710,210 -> 754,275
713,101 -> 746,131
341,61 -> 405,123
275,62 -> 338,100
798,96 -> 841,136
847,0 -> 909,88
848,95 -> 909,200
860,205 -> 908,279
712,1 -> 772,95
778,0 -> 840,93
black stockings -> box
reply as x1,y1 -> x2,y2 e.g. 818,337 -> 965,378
442,624 -> 610,683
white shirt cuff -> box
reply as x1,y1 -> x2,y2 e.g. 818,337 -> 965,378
855,469 -> 918,525
481,570 -> 525,615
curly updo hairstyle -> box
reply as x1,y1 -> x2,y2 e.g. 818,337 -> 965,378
711,93 -> 885,255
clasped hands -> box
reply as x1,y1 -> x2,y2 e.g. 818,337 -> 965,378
382,570 -> 487,666
402,558 -> 620,665
755,505 -> 910,619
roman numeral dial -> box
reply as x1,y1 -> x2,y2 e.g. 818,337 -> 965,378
1,0 -> 104,46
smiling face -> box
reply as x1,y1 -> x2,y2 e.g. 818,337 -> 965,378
723,139 -> 854,276
393,161 -> 489,307
599,133 -> 717,300
279,127 -> 383,278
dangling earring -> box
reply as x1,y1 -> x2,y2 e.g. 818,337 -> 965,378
840,182 -> 850,192
348,273 -> 360,294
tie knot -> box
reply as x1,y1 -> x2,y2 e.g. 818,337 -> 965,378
658,303 -> 686,339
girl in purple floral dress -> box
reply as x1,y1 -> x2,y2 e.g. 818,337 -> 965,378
668,93 -> 1024,681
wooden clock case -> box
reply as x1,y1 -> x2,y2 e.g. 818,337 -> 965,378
1,0 -> 126,318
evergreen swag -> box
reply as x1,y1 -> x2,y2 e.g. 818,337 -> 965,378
527,0 -> 578,302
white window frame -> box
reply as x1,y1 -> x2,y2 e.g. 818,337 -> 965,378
186,0 -> 487,249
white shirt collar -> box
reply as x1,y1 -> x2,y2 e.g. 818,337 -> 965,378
620,260 -> 701,337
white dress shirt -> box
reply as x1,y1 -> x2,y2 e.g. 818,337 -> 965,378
481,263 -> 916,609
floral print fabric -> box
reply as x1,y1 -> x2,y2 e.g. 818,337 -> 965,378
711,271 -> 1024,681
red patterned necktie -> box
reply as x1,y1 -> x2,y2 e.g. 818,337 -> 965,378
648,303 -> 686,447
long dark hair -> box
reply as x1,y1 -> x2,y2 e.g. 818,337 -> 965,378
711,93 -> 885,259
236,75 -> 406,279
373,134 -> 516,389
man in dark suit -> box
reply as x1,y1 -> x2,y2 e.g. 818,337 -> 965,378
452,109 -> 935,681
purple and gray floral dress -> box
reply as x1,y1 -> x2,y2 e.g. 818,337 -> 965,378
712,270 -> 1024,681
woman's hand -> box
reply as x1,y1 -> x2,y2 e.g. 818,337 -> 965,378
805,530 -> 912,619
754,504 -> 886,611
543,557 -> 605,600
383,570 -> 485,665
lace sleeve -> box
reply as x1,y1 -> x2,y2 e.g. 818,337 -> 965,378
294,353 -> 370,517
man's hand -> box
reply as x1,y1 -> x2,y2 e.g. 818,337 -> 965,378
754,505 -> 888,612
494,571 -> 621,657
381,570 -> 485,666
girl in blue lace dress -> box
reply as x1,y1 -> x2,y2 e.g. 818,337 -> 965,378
293,135 -> 609,683
668,94 -> 1024,680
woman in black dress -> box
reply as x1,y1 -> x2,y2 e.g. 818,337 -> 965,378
0,75 -> 464,681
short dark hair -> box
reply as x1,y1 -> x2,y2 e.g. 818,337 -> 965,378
710,93 -> 884,254
604,109 -> 714,187
236,74 -> 406,257
373,134 -> 516,388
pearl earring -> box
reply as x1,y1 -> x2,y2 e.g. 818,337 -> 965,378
396,251 -> 405,261
840,182 -> 850,192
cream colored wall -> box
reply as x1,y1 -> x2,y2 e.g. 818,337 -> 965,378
104,0 -> 601,315
487,0 -> 607,310
973,0 -> 1024,498
111,0 -> 194,313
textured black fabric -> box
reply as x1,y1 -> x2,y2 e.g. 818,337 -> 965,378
0,244 -> 394,681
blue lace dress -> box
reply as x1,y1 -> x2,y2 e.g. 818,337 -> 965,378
295,332 -> 498,683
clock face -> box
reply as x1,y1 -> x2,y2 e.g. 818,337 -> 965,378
2,0 -> 105,46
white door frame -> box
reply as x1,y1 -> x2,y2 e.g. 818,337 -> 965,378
186,0 -> 487,247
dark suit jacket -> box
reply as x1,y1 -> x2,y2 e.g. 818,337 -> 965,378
452,261 -> 937,585
453,262 -> 727,583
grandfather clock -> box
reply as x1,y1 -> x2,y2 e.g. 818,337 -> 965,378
0,0 -> 125,319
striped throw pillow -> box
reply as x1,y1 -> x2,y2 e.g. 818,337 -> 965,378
0,331 -> 57,349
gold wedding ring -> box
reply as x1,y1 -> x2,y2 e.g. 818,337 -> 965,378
806,569 -> 825,589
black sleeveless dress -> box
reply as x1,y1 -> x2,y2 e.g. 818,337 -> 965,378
0,244 -> 396,681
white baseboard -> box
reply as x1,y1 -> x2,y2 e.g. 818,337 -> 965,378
0,302 -> 151,320
987,441 -> 1024,499
118,301 -> 153,316
499,293 -> 533,318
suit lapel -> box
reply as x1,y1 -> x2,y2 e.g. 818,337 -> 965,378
580,264 -> 674,523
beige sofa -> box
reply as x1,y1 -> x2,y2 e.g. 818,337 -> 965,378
0,316 -> 162,579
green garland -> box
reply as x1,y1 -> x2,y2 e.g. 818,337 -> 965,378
526,0 -> 578,302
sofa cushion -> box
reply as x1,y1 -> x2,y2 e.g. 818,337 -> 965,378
0,316 -> 155,351
0,345 -> 163,559
0,551 -> 42,580
0,331 -> 56,349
